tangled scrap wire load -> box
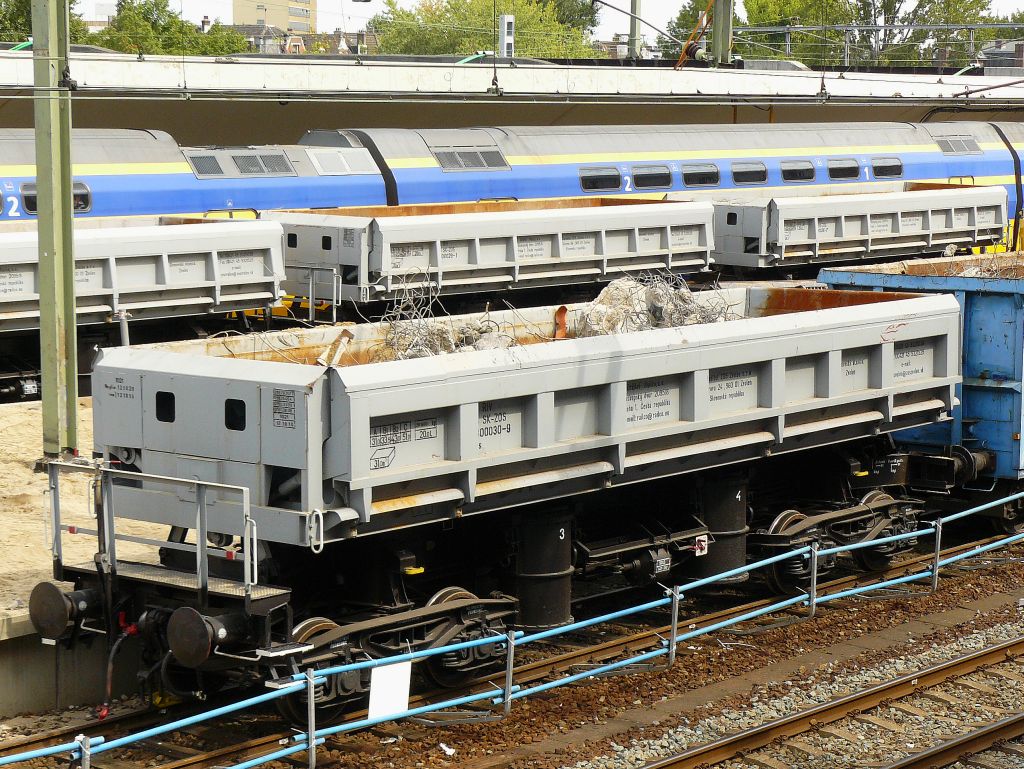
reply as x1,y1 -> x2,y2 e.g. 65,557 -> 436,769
366,272 -> 738,362
576,274 -> 737,337
368,280 -> 518,362
910,251 -> 1024,279
954,256 -> 1024,279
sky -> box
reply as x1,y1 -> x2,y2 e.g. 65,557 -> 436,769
78,0 -> 1024,40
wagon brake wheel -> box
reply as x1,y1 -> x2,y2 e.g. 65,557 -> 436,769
852,491 -> 898,572
420,587 -> 497,689
275,616 -> 351,727
765,510 -> 811,595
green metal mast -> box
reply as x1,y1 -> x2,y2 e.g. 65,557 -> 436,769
711,0 -> 734,66
32,0 -> 78,456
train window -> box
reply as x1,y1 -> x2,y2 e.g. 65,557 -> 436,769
872,157 -> 904,178
781,161 -> 815,183
682,163 -> 720,187
633,165 -> 672,189
936,136 -> 982,155
19,182 -> 91,214
225,399 -> 246,432
225,153 -> 294,176
732,162 -> 767,185
260,154 -> 293,173
480,150 -> 508,168
322,235 -> 332,251
287,233 -> 297,248
580,167 -> 621,191
457,150 -> 485,168
73,185 -> 91,212
432,146 -> 509,171
434,151 -> 461,170
828,159 -> 860,180
155,391 -> 175,423
190,155 -> 223,176
233,155 -> 264,174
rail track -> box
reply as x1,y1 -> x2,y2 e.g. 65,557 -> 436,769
878,715 -> 1024,769
642,636 -> 1024,769
0,535 -> 1014,769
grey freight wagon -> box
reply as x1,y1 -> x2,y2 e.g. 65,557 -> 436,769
264,199 -> 713,306
90,286 -> 958,550
0,220 -> 285,332
0,219 -> 285,398
712,187 -> 1006,269
32,286 -> 961,711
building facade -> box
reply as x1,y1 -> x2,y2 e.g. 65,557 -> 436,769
233,0 -> 316,34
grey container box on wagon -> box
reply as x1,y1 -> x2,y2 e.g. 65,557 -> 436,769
91,285 -> 961,549
265,200 -> 714,305
0,220 -> 285,333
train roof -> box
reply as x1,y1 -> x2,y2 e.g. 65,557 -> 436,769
305,122 -> 991,161
0,128 -> 184,165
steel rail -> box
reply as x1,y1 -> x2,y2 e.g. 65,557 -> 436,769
0,535 -> 1012,767
268,534 -> 1021,749
640,636 -> 1024,769
157,733 -> 296,769
0,708 -> 171,759
877,713 -> 1024,769
471,535 -> 1006,686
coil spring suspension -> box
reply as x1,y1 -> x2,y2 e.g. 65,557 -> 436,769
440,647 -> 470,670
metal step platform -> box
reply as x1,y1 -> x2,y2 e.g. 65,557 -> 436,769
67,560 -> 290,602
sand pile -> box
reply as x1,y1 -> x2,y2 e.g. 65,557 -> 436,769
0,400 -> 160,616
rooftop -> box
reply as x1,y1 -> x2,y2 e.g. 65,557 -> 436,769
1,49 -> 1022,105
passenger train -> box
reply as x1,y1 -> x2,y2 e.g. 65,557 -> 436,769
0,121 -> 1021,232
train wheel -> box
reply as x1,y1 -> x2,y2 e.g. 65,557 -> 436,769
275,617 -> 351,727
765,510 -> 811,594
852,492 -> 897,572
993,509 -> 1024,535
420,587 -> 499,689
853,548 -> 893,572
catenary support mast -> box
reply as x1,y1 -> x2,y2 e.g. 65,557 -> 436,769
32,0 -> 78,456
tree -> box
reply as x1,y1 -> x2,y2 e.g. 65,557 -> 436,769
89,0 -> 247,56
0,0 -> 90,43
371,0 -> 600,59
851,0 -> 993,67
90,3 -> 160,53
741,0 -> 855,66
658,0 -> 746,59
199,23 -> 252,56
995,9 -> 1024,40
543,0 -> 598,32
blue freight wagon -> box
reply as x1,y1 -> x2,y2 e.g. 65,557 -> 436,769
820,254 -> 1024,533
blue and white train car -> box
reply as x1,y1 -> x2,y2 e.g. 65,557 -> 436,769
0,128 -> 388,222
303,122 -> 1024,235
0,122 -> 1022,245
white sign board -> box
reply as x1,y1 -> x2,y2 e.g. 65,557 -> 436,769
694,535 -> 709,557
368,660 -> 413,721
